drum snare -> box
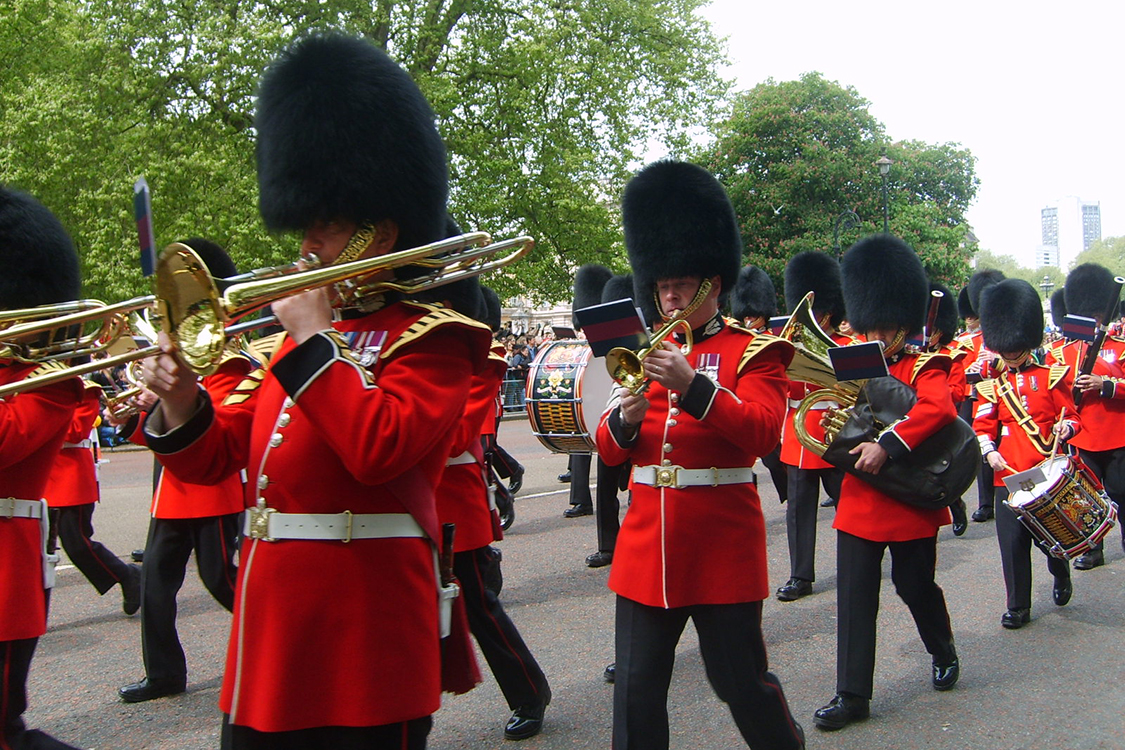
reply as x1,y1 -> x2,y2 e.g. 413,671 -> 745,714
1006,456 -> 1118,559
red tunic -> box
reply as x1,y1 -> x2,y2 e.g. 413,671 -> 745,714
1044,338 -> 1125,452
973,360 -> 1081,482
145,302 -> 489,732
42,380 -> 102,508
940,343 -> 969,405
437,348 -> 507,553
596,322 -> 793,608
0,362 -> 82,641
833,353 -> 957,542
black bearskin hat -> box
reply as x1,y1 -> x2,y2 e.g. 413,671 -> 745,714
255,34 -> 448,252
967,269 -> 1005,321
957,286 -> 974,320
980,279 -> 1043,354
180,237 -> 237,278
601,272 -> 657,329
1065,263 -> 1119,322
623,160 -> 741,310
731,265 -> 777,322
929,282 -> 959,345
784,251 -> 844,326
480,286 -> 502,333
0,186 -> 80,310
572,264 -> 613,330
1050,288 -> 1067,330
840,234 -> 927,336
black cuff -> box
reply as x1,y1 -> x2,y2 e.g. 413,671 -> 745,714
877,429 -> 910,460
607,407 -> 639,448
1101,380 -> 1116,399
144,393 -> 213,455
270,331 -> 338,399
679,373 -> 716,421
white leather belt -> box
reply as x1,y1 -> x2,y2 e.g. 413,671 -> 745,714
446,451 -> 477,467
0,497 -> 44,519
633,465 -> 756,489
243,509 -> 425,543
63,439 -> 94,449
788,398 -> 832,410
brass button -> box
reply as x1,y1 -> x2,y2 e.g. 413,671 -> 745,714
661,459 -> 672,466
284,397 -> 295,408
667,419 -> 677,427
278,413 -> 291,428
670,393 -> 679,403
670,407 -> 681,416
269,433 -> 283,448
663,443 -> 673,453
257,475 -> 269,490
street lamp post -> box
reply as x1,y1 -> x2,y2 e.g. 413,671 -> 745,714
1039,274 -> 1054,299
876,154 -> 893,233
833,209 -> 862,259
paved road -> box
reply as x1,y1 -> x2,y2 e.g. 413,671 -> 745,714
26,416 -> 1125,749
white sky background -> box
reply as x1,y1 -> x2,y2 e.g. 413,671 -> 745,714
693,0 -> 1125,266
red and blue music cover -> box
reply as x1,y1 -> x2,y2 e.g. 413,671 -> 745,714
574,298 -> 651,358
829,341 -> 889,381
1062,314 -> 1098,343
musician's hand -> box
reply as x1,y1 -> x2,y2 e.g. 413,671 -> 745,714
618,390 -> 650,429
273,259 -> 334,345
986,450 -> 1009,473
850,441 -> 888,474
1076,373 -> 1103,393
1052,420 -> 1075,440
644,341 -> 696,393
141,333 -> 200,429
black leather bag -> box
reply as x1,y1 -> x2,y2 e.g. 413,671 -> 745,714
822,376 -> 979,509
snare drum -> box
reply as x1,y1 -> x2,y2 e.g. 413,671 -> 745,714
525,339 -> 613,453
1005,456 -> 1118,559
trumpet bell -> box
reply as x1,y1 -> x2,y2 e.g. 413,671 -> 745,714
780,291 -> 840,390
155,243 -> 229,376
605,347 -> 646,394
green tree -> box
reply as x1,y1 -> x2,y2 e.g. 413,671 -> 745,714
1070,237 -> 1125,275
701,72 -> 979,304
2,0 -> 729,305
972,250 -> 1064,299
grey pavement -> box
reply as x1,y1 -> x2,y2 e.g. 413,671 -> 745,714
26,417 -> 1125,749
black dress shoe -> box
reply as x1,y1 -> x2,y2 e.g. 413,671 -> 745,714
131,549 -> 145,563
563,504 -> 592,518
1001,608 -> 1031,629
932,657 -> 960,690
603,662 -> 615,683
950,500 -> 968,537
1053,575 -> 1073,606
508,465 -> 525,495
820,496 -> 837,508
813,693 -> 869,730
119,676 -> 186,703
971,505 -> 994,522
557,471 -> 571,483
504,700 -> 548,740
585,550 -> 613,568
776,578 -> 812,602
1074,550 -> 1104,570
121,563 -> 142,616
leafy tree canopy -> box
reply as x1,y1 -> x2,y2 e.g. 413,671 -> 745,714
973,249 -> 1064,299
1070,237 -> 1125,276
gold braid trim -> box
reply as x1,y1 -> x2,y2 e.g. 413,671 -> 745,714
737,333 -> 792,374
912,351 -> 951,382
246,332 -> 287,366
1048,364 -> 1070,391
221,369 -> 266,406
381,303 -> 491,360
29,361 -> 70,378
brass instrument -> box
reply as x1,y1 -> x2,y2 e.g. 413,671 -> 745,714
604,278 -> 712,395
780,292 -> 864,455
0,297 -> 156,363
0,232 -> 533,397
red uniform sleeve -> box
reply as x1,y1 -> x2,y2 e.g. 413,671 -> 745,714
875,359 -> 956,460
0,377 -> 83,471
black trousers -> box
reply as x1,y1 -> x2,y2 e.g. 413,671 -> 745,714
994,487 -> 1070,610
568,453 -> 592,507
594,458 -> 624,553
959,400 -> 995,510
221,714 -> 431,750
835,531 -> 956,699
490,441 -> 522,482
759,445 -> 788,503
1077,447 -> 1125,552
784,465 -> 842,582
455,546 -> 549,710
46,504 -> 131,595
1,638 -> 81,750
140,514 -> 239,682
613,597 -> 803,750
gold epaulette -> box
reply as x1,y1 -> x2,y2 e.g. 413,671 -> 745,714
246,332 -> 286,366
381,304 -> 491,360
81,377 -> 103,393
975,378 -> 999,403
737,332 -> 793,373
488,351 -> 508,367
222,368 -> 266,406
1048,364 -> 1069,391
912,351 -> 951,381
29,361 -> 70,379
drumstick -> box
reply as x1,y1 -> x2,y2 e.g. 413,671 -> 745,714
1049,407 -> 1067,462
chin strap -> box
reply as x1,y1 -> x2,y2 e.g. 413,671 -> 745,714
333,223 -> 378,266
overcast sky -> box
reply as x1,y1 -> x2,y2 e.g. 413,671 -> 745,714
694,0 -> 1124,266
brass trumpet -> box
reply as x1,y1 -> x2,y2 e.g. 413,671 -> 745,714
0,296 -> 156,363
604,278 -> 712,395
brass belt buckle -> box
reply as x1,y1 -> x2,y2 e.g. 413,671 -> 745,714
2,497 -> 14,519
654,465 -> 683,489
246,504 -> 276,541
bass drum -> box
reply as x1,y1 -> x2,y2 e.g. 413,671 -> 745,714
525,339 -> 613,453
1006,455 -> 1118,559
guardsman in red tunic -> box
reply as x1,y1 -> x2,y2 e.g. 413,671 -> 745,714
1046,263 -> 1125,569
973,279 -> 1080,629
776,251 -> 852,602
813,235 -> 960,732
0,186 -> 84,750
958,270 -> 1006,523
141,35 -> 489,749
42,378 -> 142,614
117,239 -> 254,704
595,161 -> 805,750
929,282 -> 970,536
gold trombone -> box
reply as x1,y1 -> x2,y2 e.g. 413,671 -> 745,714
604,278 -> 712,395
0,232 -> 533,398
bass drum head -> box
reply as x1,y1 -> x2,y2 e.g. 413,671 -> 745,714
525,339 -> 613,453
